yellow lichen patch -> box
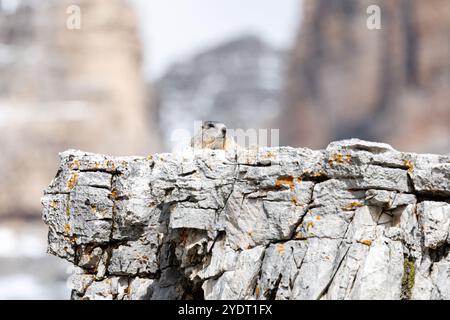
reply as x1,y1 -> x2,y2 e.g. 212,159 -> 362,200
306,221 -> 314,230
403,159 -> 414,173
358,239 -> 372,246
90,206 -> 97,214
294,232 -> 306,240
328,153 -> 352,166
255,286 -> 260,298
95,162 -> 101,169
65,235 -> 77,245
303,170 -> 326,178
50,200 -> 59,210
276,243 -> 286,256
69,159 -> 80,170
64,223 -> 71,235
146,154 -> 153,161
291,197 -> 300,206
105,160 -> 116,170
342,201 -> 364,211
67,173 -> 78,190
275,176 -> 294,191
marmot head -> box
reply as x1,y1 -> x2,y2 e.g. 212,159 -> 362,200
195,121 -> 227,149
202,121 -> 227,135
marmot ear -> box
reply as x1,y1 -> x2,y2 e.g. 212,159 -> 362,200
202,121 -> 214,129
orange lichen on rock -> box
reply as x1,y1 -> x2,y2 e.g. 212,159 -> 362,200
275,176 -> 294,191
276,243 -> 286,256
110,190 -> 118,200
328,153 -> 352,165
358,239 -> 372,246
255,286 -> 260,298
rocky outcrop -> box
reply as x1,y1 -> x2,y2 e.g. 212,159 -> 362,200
0,0 -> 160,217
284,0 -> 450,153
42,139 -> 450,300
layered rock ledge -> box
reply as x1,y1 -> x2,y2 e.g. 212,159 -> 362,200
42,139 -> 450,300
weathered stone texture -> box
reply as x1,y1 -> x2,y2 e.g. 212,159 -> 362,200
42,139 -> 450,300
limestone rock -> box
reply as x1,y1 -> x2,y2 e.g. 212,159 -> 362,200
42,140 -> 450,300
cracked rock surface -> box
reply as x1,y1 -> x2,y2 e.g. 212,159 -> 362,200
42,139 -> 450,300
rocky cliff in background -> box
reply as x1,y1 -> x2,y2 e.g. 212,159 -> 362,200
157,35 -> 285,149
0,0 -> 159,217
42,139 -> 450,299
284,0 -> 450,153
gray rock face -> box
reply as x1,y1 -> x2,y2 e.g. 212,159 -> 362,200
42,139 -> 450,300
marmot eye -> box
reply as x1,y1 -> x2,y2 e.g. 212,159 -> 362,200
208,123 -> 215,128
221,128 -> 226,134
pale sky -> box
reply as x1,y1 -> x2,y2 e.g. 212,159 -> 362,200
130,0 -> 302,79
